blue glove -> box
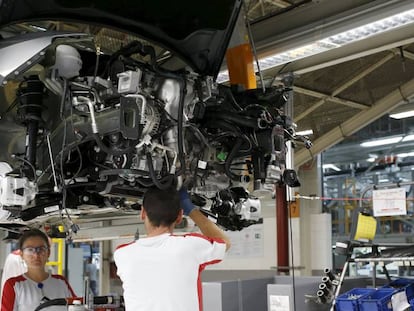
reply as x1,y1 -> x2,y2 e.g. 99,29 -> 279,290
179,188 -> 196,216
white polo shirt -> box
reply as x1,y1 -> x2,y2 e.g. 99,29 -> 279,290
114,232 -> 226,311
1,274 -> 75,311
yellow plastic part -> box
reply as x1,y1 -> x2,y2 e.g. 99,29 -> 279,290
225,43 -> 257,90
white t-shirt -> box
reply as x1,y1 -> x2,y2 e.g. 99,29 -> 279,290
114,232 -> 226,311
1,251 -> 27,296
1,273 -> 75,311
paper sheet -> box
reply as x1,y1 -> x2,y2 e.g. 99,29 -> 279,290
391,291 -> 410,311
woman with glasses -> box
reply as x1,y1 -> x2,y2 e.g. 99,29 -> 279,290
1,229 -> 75,311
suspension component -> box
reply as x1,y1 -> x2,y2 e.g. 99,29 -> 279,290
16,75 -> 45,178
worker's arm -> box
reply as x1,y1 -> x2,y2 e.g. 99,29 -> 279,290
179,188 -> 231,251
188,209 -> 231,251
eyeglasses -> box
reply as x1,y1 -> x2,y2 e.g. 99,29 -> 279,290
22,246 -> 49,255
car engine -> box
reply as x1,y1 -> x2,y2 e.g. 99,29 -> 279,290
0,35 -> 311,231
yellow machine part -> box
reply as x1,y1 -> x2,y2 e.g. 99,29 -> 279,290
225,43 -> 257,90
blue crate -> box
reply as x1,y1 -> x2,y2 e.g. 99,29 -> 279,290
358,288 -> 396,311
384,278 -> 414,301
335,288 -> 376,311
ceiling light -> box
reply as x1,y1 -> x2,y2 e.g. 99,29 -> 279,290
390,103 -> 414,119
322,164 -> 341,171
367,157 -> 376,162
30,25 -> 47,31
402,134 -> 414,142
390,110 -> 414,119
397,152 -> 414,158
296,129 -> 313,136
360,136 -> 402,147
217,2 -> 414,83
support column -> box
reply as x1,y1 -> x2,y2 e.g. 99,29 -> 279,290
99,240 -> 111,295
297,154 -> 331,275
276,183 -> 289,274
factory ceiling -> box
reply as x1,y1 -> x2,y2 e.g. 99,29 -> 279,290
245,0 -> 414,170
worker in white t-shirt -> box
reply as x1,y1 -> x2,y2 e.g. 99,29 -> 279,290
114,186 -> 231,311
1,229 -> 75,311
1,249 -> 27,296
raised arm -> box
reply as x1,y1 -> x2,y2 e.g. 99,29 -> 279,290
179,189 -> 231,251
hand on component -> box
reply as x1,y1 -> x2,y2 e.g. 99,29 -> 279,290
179,188 -> 196,216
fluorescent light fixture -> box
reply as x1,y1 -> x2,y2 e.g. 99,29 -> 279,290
360,136 -> 402,147
217,4 -> 414,83
322,164 -> 341,171
390,104 -> 414,119
402,134 -> 414,142
367,157 -> 377,162
360,134 -> 414,148
397,151 -> 414,158
390,110 -> 414,119
296,129 -> 313,136
30,25 -> 47,31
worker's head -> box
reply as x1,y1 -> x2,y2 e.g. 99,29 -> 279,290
142,186 -> 182,228
19,228 -> 51,250
19,228 -> 51,267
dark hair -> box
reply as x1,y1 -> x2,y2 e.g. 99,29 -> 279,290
143,187 -> 181,227
19,229 -> 50,250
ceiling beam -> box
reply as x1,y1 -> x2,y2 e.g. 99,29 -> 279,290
397,49 -> 414,61
265,0 -> 291,8
248,0 -> 414,77
294,52 -> 394,122
294,78 -> 414,167
259,23 -> 414,78
250,0 -> 376,47
247,0 -> 265,16
293,86 -> 368,110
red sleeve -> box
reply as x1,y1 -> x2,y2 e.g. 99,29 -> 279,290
115,241 -> 134,251
1,279 -> 16,311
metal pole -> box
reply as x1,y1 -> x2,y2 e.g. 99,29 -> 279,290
276,183 -> 289,274
330,260 -> 350,311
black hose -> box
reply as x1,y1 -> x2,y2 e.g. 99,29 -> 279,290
176,78 -> 186,175
146,153 -> 174,190
203,119 -> 241,136
205,111 -> 259,129
202,119 -> 253,157
224,137 -> 244,181
222,86 -> 243,111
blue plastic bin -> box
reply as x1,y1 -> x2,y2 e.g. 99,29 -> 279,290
335,288 -> 376,311
358,288 -> 396,311
383,278 -> 414,301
